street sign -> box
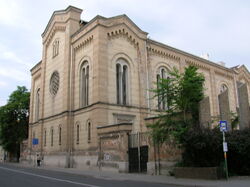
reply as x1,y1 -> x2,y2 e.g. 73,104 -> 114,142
32,138 -> 39,145
220,121 -> 227,132
220,121 -> 229,180
223,142 -> 228,152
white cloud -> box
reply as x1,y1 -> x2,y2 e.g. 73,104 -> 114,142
0,67 -> 29,81
0,44 -> 33,68
0,81 -> 7,87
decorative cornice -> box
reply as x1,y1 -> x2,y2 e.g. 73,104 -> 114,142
107,28 -> 139,49
214,68 -> 234,79
30,60 -> 42,73
73,35 -> 94,51
185,59 -> 210,71
147,46 -> 180,61
29,101 -> 149,125
44,25 -> 66,47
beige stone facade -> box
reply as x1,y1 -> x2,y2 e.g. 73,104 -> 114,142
28,6 -> 250,173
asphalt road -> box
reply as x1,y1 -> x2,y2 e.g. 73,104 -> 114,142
0,163 -> 181,187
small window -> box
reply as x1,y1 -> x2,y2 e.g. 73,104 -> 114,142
52,39 -> 59,57
51,128 -> 54,147
87,122 -> 91,143
59,126 -> 62,146
76,124 -> 80,144
44,129 -> 46,147
32,131 -> 36,145
35,88 -> 40,121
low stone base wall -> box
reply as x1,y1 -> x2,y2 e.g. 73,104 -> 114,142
147,161 -> 177,175
72,155 -> 98,169
43,155 -> 67,168
99,161 -> 128,173
174,167 -> 224,180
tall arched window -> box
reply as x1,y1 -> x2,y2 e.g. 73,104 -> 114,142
52,39 -> 59,57
87,121 -> 91,143
156,67 -> 170,110
44,129 -> 46,147
51,127 -> 54,147
220,84 -> 228,93
35,88 -> 40,121
80,61 -> 89,107
58,126 -> 62,146
76,124 -> 80,144
116,58 -> 128,105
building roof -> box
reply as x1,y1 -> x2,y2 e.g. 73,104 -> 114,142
32,6 -> 250,77
42,5 -> 82,37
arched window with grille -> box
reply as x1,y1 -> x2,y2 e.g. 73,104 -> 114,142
35,88 -> 40,121
116,58 -> 129,105
80,61 -> 89,107
156,67 -> 170,110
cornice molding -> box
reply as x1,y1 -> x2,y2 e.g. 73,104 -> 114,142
44,25 -> 66,47
147,46 -> 180,61
214,68 -> 234,80
185,59 -> 210,71
107,28 -> 139,49
73,35 -> 94,51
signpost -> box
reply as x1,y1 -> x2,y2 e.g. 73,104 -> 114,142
219,121 -> 229,180
32,138 -> 39,167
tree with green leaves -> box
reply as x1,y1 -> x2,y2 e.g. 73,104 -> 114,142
0,86 -> 30,160
149,66 -> 205,144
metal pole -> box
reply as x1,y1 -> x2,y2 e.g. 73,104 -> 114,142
223,131 -> 229,180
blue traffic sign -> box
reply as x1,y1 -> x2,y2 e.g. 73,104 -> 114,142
220,121 -> 227,132
32,138 -> 39,145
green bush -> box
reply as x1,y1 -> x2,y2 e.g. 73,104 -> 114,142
180,128 -> 250,176
181,128 -> 223,167
227,129 -> 250,175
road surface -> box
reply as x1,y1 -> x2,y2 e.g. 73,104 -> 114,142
0,163 -> 182,187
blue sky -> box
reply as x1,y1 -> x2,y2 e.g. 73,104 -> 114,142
0,0 -> 249,106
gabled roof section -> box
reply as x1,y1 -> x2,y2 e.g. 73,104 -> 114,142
237,65 -> 250,79
239,65 -> 250,75
105,14 -> 148,35
30,60 -> 42,76
72,14 -> 148,39
42,5 -> 82,37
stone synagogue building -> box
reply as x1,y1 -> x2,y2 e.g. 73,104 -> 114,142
27,6 -> 250,174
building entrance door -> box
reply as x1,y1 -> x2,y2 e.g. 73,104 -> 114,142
128,132 -> 148,173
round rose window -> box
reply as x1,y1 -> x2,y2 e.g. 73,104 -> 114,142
50,71 -> 60,96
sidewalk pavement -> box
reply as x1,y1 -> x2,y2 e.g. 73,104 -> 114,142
6,162 -> 250,187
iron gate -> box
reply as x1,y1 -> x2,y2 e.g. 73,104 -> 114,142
128,132 -> 149,173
